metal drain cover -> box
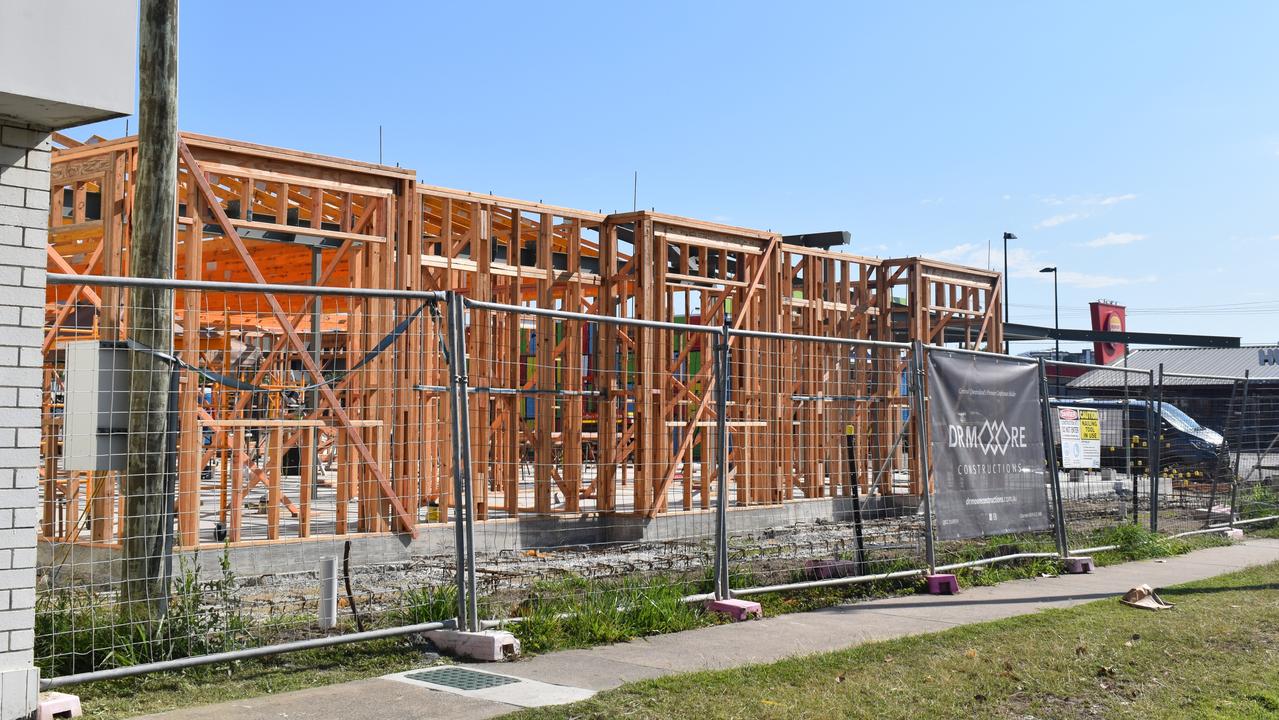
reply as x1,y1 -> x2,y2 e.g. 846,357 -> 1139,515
403,666 -> 522,691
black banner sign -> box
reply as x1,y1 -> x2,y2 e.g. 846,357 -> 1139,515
926,351 -> 1050,540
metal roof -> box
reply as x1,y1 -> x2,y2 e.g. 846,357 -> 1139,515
1068,346 -> 1279,388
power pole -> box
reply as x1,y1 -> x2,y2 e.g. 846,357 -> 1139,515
123,0 -> 179,620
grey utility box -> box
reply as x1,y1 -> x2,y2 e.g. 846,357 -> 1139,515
63,340 -> 131,471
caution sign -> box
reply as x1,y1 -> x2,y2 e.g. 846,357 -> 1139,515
1058,407 -> 1101,469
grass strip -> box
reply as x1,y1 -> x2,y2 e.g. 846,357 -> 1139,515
507,559 -> 1279,720
59,526 -> 1229,719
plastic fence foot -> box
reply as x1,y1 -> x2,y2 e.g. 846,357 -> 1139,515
37,692 -> 82,720
705,598 -> 764,622
924,574 -> 959,595
1063,556 -> 1095,574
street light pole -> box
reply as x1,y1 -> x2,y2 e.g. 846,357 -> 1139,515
1040,266 -> 1059,394
1002,232 -> 1016,354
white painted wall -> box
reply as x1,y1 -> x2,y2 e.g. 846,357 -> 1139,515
0,121 -> 49,720
0,0 -> 137,128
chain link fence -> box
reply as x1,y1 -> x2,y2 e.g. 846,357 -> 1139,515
34,274 -> 1267,688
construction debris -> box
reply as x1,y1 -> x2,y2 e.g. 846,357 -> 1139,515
1120,584 -> 1174,611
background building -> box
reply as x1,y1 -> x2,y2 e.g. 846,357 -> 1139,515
1070,345 -> 1279,447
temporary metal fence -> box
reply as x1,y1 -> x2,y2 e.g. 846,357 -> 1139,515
38,274 -> 460,688
1156,368 -> 1279,532
1044,358 -> 1159,538
918,348 -> 1066,577
34,274 -> 1263,688
454,298 -> 723,644
716,328 -> 924,597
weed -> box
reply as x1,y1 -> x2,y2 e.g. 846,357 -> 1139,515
506,575 -> 707,653
36,548 -> 249,678
400,583 -> 458,626
1240,484 -> 1279,521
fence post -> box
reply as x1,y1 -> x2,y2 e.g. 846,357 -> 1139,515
445,291 -> 477,630
909,341 -> 937,574
1123,354 -> 1136,523
713,321 -> 731,600
1148,364 -> 1164,533
1037,359 -> 1069,557
1228,372 -> 1251,528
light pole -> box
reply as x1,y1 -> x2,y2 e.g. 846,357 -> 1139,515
1003,232 -> 1016,354
1040,266 -> 1059,394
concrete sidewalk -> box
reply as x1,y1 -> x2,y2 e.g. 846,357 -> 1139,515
133,538 -> 1279,720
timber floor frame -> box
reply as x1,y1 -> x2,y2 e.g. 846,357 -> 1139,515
40,131 -> 1003,550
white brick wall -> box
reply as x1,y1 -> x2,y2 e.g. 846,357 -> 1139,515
0,120 -> 48,720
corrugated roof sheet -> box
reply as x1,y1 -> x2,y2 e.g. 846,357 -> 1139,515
1068,346 -> 1279,388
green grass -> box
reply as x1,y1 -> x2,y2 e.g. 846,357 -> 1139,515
1089,523 -> 1232,564
506,575 -> 709,654
36,552 -> 251,679
44,566 -> 464,720
48,526 -> 1234,719
1249,525 -> 1279,539
740,526 -> 1229,616
506,560 -> 1279,720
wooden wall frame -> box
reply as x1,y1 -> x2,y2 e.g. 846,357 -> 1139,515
40,132 -> 1004,548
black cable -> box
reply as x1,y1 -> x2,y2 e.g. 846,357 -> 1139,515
125,300 -> 434,396
342,540 -> 364,633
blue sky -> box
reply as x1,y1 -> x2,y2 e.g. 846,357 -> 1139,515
71,2 -> 1279,346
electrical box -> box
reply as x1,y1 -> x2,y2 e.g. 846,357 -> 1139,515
63,340 -> 131,471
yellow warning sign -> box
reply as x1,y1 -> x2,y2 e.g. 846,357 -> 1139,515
1079,409 -> 1100,441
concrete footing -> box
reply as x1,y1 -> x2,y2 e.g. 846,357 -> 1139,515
924,574 -> 959,595
425,629 -> 521,662
36,691 -> 82,720
39,494 -> 922,584
705,598 -> 763,621
1063,556 -> 1095,574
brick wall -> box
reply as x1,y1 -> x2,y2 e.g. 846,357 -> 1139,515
0,121 -> 49,720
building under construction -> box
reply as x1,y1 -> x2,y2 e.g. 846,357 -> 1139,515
40,131 -> 1003,553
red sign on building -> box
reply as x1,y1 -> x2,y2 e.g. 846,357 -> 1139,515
1089,301 -> 1127,365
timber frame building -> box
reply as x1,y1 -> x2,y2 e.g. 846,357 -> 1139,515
41,131 -> 1004,549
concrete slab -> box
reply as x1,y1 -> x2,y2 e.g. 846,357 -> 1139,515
129,678 -> 518,720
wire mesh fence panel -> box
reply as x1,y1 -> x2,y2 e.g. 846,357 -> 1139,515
1047,359 -> 1158,544
1150,371 -> 1244,532
460,302 -> 720,647
1149,371 -> 1279,531
721,334 -> 925,594
1227,376 -> 1279,527
922,349 -> 1062,574
38,277 -> 458,683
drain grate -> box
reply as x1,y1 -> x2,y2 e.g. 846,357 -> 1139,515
403,666 -> 522,691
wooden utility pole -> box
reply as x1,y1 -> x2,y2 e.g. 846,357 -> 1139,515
123,0 -> 179,619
